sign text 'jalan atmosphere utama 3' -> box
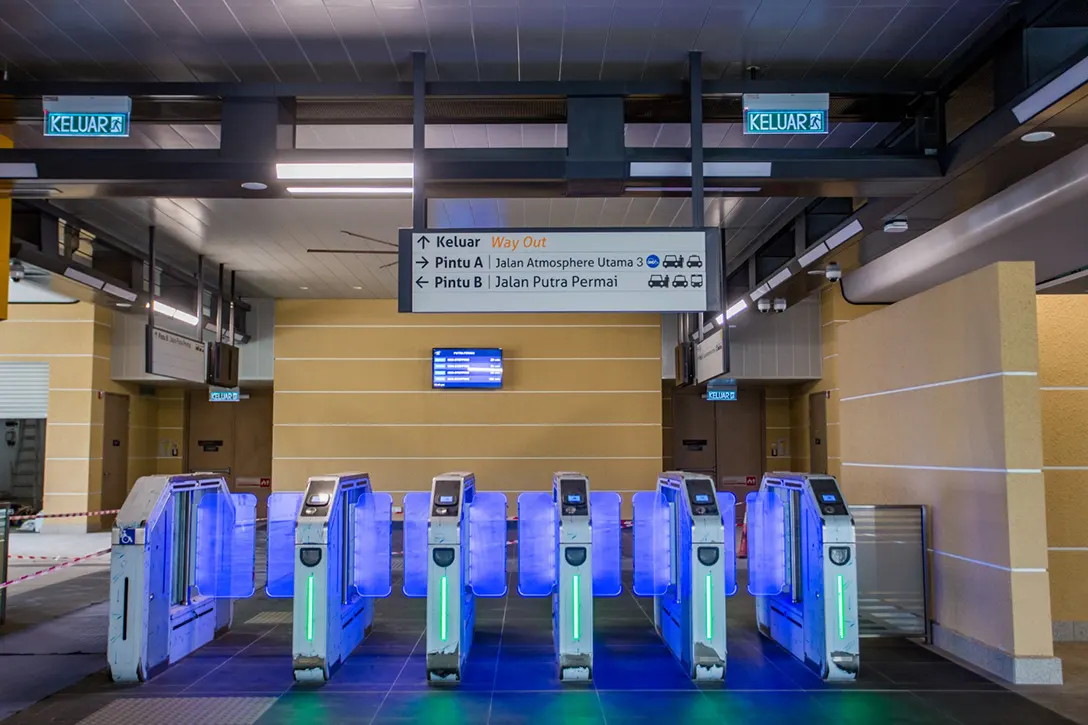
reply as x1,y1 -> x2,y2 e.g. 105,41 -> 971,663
399,229 -> 720,314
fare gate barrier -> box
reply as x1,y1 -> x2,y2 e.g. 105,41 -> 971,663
747,472 -> 859,681
402,472 -> 508,682
631,472 -> 736,682
516,473 -> 623,682
108,474 -> 256,683
264,473 -> 394,682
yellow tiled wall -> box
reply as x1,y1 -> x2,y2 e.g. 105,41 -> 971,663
837,262 -> 1052,659
1037,295 -> 1088,629
273,300 -> 663,506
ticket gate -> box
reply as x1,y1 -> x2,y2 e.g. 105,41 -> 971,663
747,472 -> 859,681
632,472 -> 735,682
402,472 -> 508,682
516,473 -> 622,681
264,473 -> 393,682
108,473 -> 256,682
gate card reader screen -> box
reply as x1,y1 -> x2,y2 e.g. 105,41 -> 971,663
433,348 -> 503,389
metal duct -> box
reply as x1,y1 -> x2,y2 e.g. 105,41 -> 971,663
841,142 -> 1088,304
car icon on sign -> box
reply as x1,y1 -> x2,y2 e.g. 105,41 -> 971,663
662,254 -> 684,268
687,255 -> 703,268
672,274 -> 688,288
691,274 -> 704,288
648,274 -> 669,288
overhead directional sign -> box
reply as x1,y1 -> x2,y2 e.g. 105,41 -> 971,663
42,95 -> 132,138
743,93 -> 829,136
399,228 -> 720,313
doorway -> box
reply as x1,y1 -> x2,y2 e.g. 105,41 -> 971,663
101,393 -> 130,515
809,391 -> 828,474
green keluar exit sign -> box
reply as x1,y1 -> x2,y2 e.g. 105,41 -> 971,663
743,109 -> 828,135
45,111 -> 130,138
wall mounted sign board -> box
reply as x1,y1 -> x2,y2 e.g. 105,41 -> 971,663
145,326 -> 205,384
399,228 -> 721,313
742,93 -> 829,135
42,96 -> 131,138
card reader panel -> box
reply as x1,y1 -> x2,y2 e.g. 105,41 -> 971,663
301,480 -> 337,517
808,477 -> 848,517
432,479 -> 462,518
685,478 -> 719,518
559,478 -> 589,517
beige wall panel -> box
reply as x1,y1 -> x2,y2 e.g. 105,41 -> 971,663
275,325 -> 661,360
1049,551 -> 1088,621
0,324 -> 95,355
44,424 -> 94,460
41,493 -> 91,515
838,265 -> 1033,398
930,553 -> 1015,655
840,377 -> 1035,470
275,302 -> 657,328
274,391 -> 661,426
7,303 -> 95,322
271,457 -> 661,494
999,375 -> 1045,470
1043,469 -> 1088,548
995,264 -> 1042,375
48,390 -> 94,424
1040,390 -> 1088,466
840,465 -> 1014,567
274,358 -> 661,393
1004,471 -> 1049,570
274,424 -> 661,460
1037,296 -> 1088,387
43,459 -> 93,494
1009,570 -> 1056,656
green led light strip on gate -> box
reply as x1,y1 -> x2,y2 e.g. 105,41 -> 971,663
306,574 -> 314,642
837,574 -> 845,640
572,574 -> 581,641
705,573 -> 713,641
440,575 -> 448,642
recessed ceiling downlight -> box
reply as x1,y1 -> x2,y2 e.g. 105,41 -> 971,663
241,181 -> 268,191
1021,130 -> 1056,143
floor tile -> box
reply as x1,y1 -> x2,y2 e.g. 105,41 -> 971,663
254,692 -> 385,724
372,691 -> 493,723
916,691 -> 1079,724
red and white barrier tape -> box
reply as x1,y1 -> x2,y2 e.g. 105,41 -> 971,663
10,509 -> 120,522
7,554 -> 75,561
0,548 -> 112,591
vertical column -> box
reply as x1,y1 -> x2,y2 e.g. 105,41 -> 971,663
689,52 -> 705,340
837,262 -> 1059,684
412,52 -> 428,231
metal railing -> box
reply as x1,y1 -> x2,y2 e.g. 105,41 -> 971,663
852,504 -> 930,642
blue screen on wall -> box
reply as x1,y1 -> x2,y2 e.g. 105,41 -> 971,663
432,348 -> 503,389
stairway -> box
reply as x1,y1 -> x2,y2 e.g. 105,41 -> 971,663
9,419 -> 44,510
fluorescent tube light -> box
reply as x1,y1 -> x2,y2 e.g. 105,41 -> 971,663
147,300 -> 199,326
625,186 -> 762,193
798,242 -> 830,268
766,267 -> 793,291
103,283 -> 138,302
1013,54 -> 1088,123
714,313 -> 724,325
63,267 -> 105,290
749,283 -> 771,301
286,186 -> 414,195
703,162 -> 772,178
825,219 -> 863,250
725,299 -> 747,320
276,162 -> 414,180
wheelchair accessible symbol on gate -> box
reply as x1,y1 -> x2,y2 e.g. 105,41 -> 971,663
119,528 -> 138,545
646,254 -> 660,268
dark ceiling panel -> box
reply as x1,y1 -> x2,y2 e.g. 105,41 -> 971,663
559,4 -> 614,80
122,0 -> 236,82
513,7 -> 565,82
324,4 -> 399,82
276,3 -> 361,83
472,5 -> 522,82
845,5 -> 942,80
885,1 -> 1008,80
639,4 -> 714,82
695,3 -> 761,77
173,0 -> 279,82
599,6 -> 660,82
225,1 -> 318,84
740,2 -> 815,77
421,7 -> 477,82
807,6 -> 903,79
30,0 -> 156,80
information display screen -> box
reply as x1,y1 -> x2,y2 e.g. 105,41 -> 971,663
821,493 -> 837,503
565,494 -> 583,504
438,495 -> 455,505
433,348 -> 503,389
693,493 -> 711,503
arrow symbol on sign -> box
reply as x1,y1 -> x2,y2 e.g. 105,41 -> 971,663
415,276 -> 429,289
416,257 -> 429,269
417,235 -> 430,249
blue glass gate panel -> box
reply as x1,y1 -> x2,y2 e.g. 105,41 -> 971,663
517,492 -> 556,597
716,491 -> 738,596
469,492 -> 508,597
354,491 -> 393,597
590,491 -> 622,597
195,492 -> 255,598
402,492 -> 430,598
632,490 -> 671,596
746,490 -> 788,596
265,492 -> 303,598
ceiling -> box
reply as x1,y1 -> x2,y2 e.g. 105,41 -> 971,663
0,0 -> 1013,84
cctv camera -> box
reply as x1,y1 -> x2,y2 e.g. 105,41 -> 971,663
773,298 -> 787,313
825,262 -> 842,283
756,297 -> 771,313
9,260 -> 24,283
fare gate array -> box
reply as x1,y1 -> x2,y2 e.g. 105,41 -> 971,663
106,469 -> 865,686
